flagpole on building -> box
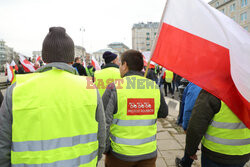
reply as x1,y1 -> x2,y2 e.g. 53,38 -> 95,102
144,0 -> 169,78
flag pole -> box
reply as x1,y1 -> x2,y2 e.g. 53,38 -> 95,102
144,0 -> 169,78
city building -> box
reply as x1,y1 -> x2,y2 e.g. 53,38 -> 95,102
92,48 -> 120,65
74,45 -> 86,59
0,40 -> 7,68
209,0 -> 250,32
132,22 -> 159,52
0,40 -> 19,71
108,42 -> 129,54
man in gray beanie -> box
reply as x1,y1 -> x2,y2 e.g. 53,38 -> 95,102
0,27 -> 106,167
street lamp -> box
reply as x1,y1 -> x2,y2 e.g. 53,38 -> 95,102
80,27 -> 85,61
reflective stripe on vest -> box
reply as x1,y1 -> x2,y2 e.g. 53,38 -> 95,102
12,150 -> 97,167
12,133 -> 97,152
112,119 -> 156,126
204,134 -> 250,146
202,101 -> 250,155
110,134 -> 156,145
210,120 -> 247,129
94,67 -> 121,97
12,68 -> 98,166
111,75 -> 160,156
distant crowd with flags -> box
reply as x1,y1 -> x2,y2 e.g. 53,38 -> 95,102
5,53 -> 105,85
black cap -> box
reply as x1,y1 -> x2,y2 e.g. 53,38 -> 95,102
103,51 -> 118,64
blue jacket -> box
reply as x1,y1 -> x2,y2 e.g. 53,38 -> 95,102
182,83 -> 201,130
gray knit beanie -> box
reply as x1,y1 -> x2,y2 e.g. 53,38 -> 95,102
42,27 -> 74,63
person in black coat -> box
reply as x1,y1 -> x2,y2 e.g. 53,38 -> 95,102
72,57 -> 87,76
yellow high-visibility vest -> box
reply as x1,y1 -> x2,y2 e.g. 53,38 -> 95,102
110,75 -> 160,156
12,68 -> 99,166
164,70 -> 173,83
94,67 -> 121,97
202,101 -> 250,155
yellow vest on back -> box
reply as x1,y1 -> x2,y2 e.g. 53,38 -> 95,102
94,67 -> 121,97
164,70 -> 173,83
202,101 -> 250,155
110,75 -> 160,156
12,68 -> 99,167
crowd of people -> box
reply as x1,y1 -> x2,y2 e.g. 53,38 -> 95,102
0,27 -> 249,167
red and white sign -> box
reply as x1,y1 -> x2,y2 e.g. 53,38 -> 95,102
151,0 -> 250,127
127,98 -> 155,115
6,63 -> 14,83
91,57 -> 101,70
10,60 -> 18,71
19,54 -> 36,72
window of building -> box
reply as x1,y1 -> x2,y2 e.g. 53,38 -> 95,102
220,9 -> 225,13
215,2 -> 220,7
230,3 -> 236,12
146,37 -> 150,40
244,26 -> 248,31
147,49 -> 151,51
146,43 -> 150,46
146,32 -> 150,35
154,32 -> 157,36
241,12 -> 247,21
241,0 -> 248,7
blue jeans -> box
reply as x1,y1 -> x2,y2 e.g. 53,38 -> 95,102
201,153 -> 246,167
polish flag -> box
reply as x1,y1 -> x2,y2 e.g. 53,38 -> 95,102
142,51 -> 156,68
6,63 -> 14,83
36,55 -> 42,63
91,57 -> 101,70
151,0 -> 250,127
19,54 -> 36,72
10,60 -> 18,71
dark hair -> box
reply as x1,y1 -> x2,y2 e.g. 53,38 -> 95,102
74,57 -> 81,62
121,50 -> 144,71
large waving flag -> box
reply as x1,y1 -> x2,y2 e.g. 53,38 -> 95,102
10,60 -> 19,71
6,63 -> 14,83
151,0 -> 250,127
91,57 -> 101,70
19,54 -> 36,72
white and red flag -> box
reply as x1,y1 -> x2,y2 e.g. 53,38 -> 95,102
142,51 -> 156,68
151,0 -> 250,127
19,54 -> 36,72
10,60 -> 18,71
6,63 -> 14,83
36,55 -> 42,63
91,57 -> 101,70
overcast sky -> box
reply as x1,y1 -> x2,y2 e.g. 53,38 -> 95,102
0,0 -> 210,56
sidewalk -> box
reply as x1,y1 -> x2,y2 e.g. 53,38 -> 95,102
98,96 -> 250,167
